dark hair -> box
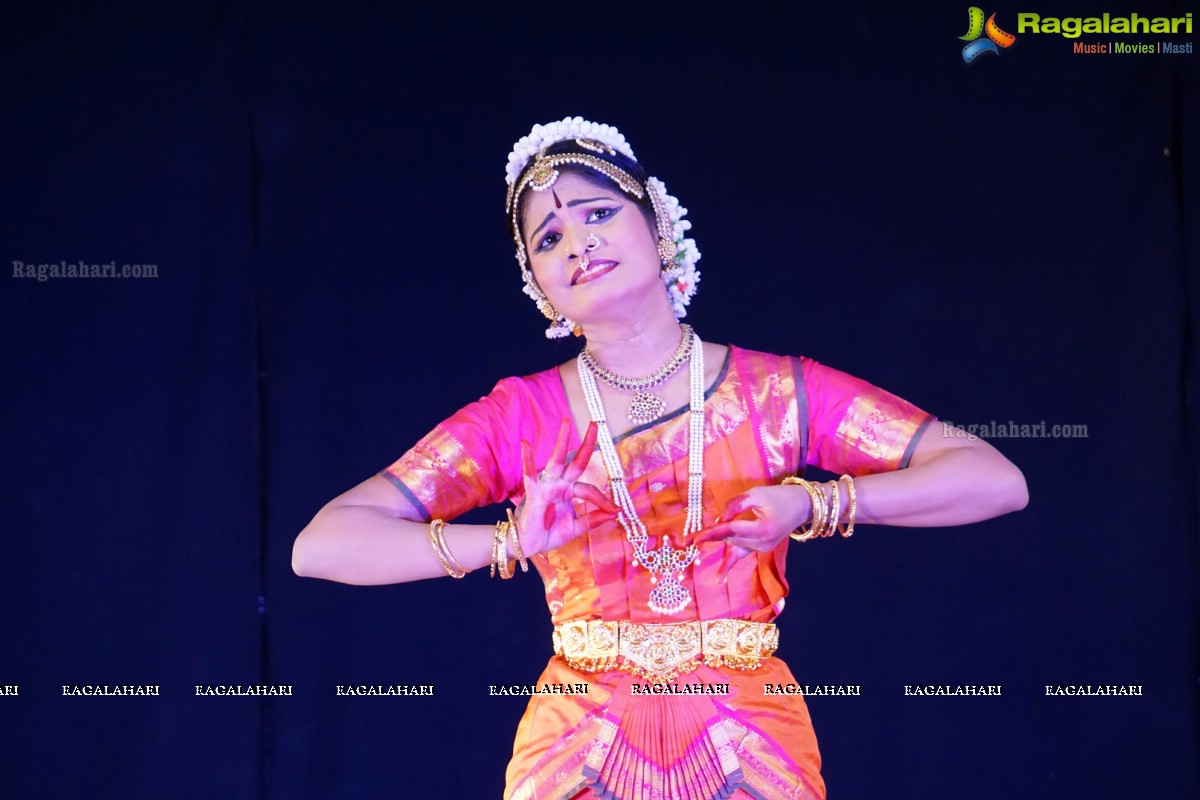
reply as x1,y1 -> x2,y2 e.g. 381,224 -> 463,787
510,139 -> 657,244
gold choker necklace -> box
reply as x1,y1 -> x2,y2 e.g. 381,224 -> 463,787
580,324 -> 694,425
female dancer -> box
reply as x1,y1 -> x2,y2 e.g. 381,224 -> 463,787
293,117 -> 1028,800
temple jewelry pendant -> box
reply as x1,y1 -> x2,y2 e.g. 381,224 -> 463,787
648,575 -> 691,615
637,540 -> 700,615
627,390 -> 667,425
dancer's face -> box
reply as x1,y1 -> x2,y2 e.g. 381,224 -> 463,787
520,171 -> 661,325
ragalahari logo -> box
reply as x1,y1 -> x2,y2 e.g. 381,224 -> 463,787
960,7 -> 1017,62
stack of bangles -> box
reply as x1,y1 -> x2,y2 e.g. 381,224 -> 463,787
427,510 -> 529,579
781,475 -> 857,541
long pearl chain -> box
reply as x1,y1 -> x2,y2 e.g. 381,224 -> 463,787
577,330 -> 705,614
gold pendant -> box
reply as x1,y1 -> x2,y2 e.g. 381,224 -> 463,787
648,575 -> 691,615
627,390 -> 667,425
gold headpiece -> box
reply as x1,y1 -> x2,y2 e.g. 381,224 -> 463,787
506,149 -> 644,216
505,122 -> 701,338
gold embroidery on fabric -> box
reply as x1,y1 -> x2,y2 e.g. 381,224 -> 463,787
833,395 -> 921,468
757,364 -> 799,476
388,427 -> 483,511
412,439 -> 448,472
603,373 -> 749,484
509,692 -> 823,800
722,718 -> 823,800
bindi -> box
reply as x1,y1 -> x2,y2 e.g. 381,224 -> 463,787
552,189 -> 562,209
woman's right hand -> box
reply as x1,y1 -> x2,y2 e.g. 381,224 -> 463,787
515,419 -> 619,556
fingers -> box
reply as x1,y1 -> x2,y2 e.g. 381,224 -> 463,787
692,521 -> 736,546
573,481 -> 620,514
521,440 -> 536,481
695,519 -> 767,549
694,517 -> 758,545
563,421 -> 598,482
544,418 -> 571,475
717,495 -> 749,524
717,544 -> 751,583
716,492 -> 766,524
577,507 -> 620,531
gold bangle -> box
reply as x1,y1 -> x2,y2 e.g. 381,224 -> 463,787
803,480 -> 826,540
491,521 -> 515,579
783,477 -> 852,542
808,481 -> 826,540
429,519 -> 467,578
838,474 -> 857,537
506,507 -> 529,572
500,522 -> 514,579
782,477 -> 821,541
823,479 -> 840,539
490,522 -> 500,578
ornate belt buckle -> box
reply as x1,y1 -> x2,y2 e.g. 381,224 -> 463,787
617,621 -> 702,681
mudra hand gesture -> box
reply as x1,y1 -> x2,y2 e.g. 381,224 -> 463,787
517,419 -> 620,556
695,485 -> 814,580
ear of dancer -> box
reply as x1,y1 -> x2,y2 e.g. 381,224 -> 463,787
515,419 -> 621,556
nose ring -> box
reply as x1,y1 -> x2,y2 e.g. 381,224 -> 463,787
579,234 -> 600,273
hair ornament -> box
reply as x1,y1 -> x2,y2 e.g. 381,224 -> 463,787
646,176 -> 701,318
505,117 -> 700,334
576,138 -> 616,156
507,151 -> 644,214
505,117 -> 635,186
528,157 -> 559,192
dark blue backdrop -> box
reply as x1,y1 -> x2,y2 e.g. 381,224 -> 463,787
2,2 -> 1197,798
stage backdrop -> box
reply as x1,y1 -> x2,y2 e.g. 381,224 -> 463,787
2,2 -> 1196,798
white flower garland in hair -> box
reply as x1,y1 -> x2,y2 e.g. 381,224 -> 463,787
647,176 -> 701,319
505,116 -> 635,185
505,117 -> 700,333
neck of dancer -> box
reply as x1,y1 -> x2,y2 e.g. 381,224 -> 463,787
579,296 -> 684,377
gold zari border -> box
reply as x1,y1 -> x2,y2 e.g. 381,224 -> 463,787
552,619 -> 779,683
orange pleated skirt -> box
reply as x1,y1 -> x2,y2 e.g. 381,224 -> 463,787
504,657 -> 825,800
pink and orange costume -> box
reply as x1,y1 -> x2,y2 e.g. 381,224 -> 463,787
383,346 -> 933,800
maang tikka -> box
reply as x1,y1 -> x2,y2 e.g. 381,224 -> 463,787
504,118 -> 702,337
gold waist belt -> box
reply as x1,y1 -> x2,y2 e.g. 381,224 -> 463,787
552,618 -> 779,683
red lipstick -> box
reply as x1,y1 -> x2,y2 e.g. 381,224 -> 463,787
571,260 -> 618,286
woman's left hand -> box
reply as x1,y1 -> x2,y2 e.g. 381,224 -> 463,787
693,484 -> 812,580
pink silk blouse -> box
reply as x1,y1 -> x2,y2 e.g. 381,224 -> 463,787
382,345 -> 933,800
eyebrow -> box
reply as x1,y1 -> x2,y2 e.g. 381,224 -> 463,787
528,196 -> 617,241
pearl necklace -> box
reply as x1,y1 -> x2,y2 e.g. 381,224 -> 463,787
577,331 -> 705,614
580,325 -> 694,425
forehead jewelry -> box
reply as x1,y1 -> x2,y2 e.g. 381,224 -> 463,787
507,151 -> 643,216
505,118 -> 703,336
578,329 -> 705,615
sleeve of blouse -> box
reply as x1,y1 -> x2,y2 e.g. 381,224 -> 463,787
377,377 -> 534,521
798,357 -> 936,476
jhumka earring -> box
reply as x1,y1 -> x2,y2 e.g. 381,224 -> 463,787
647,181 -> 684,279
